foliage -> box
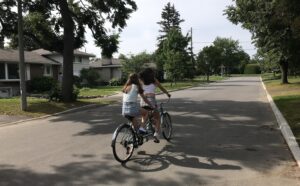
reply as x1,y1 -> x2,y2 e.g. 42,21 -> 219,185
121,52 -> 153,77
80,68 -> 101,87
161,28 -> 192,82
29,76 -> 56,93
155,2 -> 192,80
243,64 -> 261,74
109,78 -> 122,86
157,2 -> 184,41
225,0 -> 300,83
196,37 -> 250,76
73,75 -> 82,88
48,84 -> 79,102
0,0 -> 137,101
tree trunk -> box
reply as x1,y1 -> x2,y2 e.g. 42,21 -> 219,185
0,35 -> 4,48
279,59 -> 289,84
59,1 -> 75,102
206,73 -> 209,82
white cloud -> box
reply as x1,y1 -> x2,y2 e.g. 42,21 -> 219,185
83,0 -> 256,58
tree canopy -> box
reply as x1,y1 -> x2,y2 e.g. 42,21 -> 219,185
225,0 -> 300,83
196,37 -> 250,76
0,0 -> 137,101
155,2 -> 192,81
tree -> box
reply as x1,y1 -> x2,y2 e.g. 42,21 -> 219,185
196,46 -> 221,81
121,52 -> 153,77
162,28 -> 191,83
225,0 -> 300,83
157,2 -> 184,41
196,37 -> 250,77
155,2 -> 187,80
0,0 -> 17,49
212,37 -> 250,75
0,0 -> 137,101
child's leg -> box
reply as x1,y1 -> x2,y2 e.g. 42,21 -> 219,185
140,108 -> 147,128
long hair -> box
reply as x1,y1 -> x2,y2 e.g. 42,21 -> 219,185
122,73 -> 144,94
139,68 -> 155,85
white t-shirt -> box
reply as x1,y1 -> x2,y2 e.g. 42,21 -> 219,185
143,83 -> 156,94
123,84 -> 138,102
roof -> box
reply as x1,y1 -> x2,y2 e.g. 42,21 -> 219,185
32,49 -> 96,57
0,49 -> 60,65
89,58 -> 122,68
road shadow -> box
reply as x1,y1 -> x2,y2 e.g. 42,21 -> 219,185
48,95 -> 293,173
0,161 -> 212,186
123,149 -> 241,172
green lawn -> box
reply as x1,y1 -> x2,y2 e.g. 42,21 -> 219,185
79,86 -> 122,97
0,75 -> 225,118
262,74 -> 300,145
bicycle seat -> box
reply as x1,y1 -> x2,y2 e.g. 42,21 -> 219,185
142,106 -> 153,111
124,115 -> 134,122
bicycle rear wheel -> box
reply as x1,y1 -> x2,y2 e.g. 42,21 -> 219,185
161,112 -> 172,141
111,123 -> 136,163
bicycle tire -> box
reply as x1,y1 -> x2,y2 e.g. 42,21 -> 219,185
111,123 -> 136,163
161,112 -> 172,141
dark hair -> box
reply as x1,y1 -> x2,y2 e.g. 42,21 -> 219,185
122,73 -> 143,94
139,68 -> 155,85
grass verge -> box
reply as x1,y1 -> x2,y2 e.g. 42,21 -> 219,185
262,74 -> 300,145
0,75 -> 226,118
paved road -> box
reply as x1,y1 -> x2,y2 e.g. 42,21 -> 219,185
0,77 -> 299,186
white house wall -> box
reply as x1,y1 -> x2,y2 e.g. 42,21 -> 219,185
47,55 -> 90,76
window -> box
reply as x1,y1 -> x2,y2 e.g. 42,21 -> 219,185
44,65 -> 52,76
0,63 -> 5,79
73,56 -> 83,63
7,63 -> 19,79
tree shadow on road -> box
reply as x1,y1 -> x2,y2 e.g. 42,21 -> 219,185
47,95 -> 293,174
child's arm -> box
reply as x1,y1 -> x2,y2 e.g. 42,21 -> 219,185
155,79 -> 171,97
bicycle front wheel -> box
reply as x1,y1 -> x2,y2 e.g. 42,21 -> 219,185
161,112 -> 172,141
111,123 -> 136,163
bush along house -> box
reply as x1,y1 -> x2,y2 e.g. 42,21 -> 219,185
0,49 -> 60,98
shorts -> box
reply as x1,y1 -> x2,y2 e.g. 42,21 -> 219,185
122,102 -> 140,117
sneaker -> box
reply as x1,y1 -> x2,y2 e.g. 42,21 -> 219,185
153,132 -> 160,143
153,136 -> 160,143
138,127 -> 147,134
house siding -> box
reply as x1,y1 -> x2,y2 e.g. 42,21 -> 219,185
46,54 -> 91,76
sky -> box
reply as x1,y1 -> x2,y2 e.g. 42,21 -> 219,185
83,0 -> 257,58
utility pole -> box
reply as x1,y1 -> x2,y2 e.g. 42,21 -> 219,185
190,27 -> 195,76
18,0 -> 27,111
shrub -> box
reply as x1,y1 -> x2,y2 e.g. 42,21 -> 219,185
30,76 -> 56,93
48,85 -> 79,102
109,78 -> 122,86
244,64 -> 261,74
73,75 -> 82,87
80,68 -> 100,87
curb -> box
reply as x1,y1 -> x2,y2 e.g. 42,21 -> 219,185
0,81 -> 218,127
0,103 -> 102,128
260,77 -> 300,167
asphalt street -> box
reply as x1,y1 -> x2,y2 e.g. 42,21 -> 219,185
0,76 -> 299,186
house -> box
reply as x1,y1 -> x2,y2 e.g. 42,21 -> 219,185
0,49 -> 60,97
32,49 -> 95,76
89,58 -> 122,82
